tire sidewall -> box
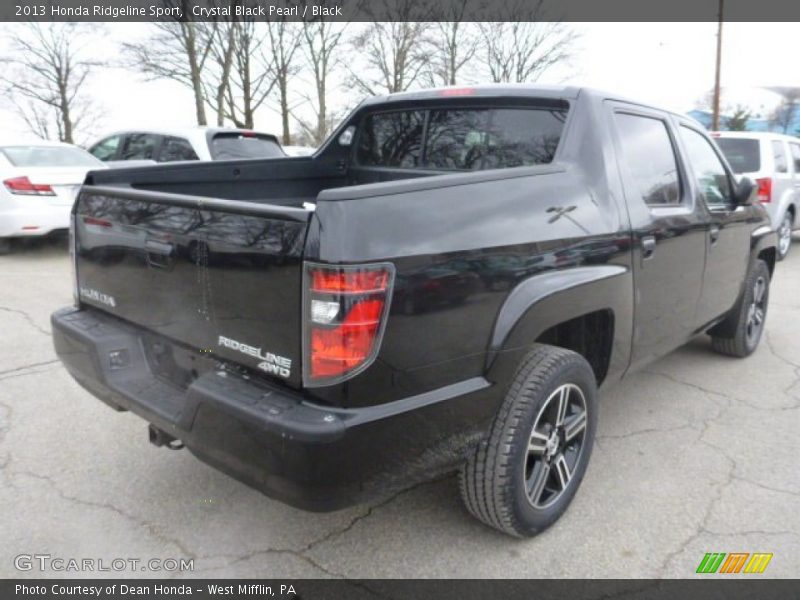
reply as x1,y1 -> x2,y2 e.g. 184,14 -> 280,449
508,358 -> 598,535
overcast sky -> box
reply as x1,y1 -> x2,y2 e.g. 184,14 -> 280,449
0,22 -> 798,146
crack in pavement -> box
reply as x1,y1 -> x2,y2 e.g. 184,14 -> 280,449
645,368 -> 799,413
8,469 -> 197,566
0,306 -> 51,336
597,424 -> 695,441
0,363 -> 61,384
649,369 -> 800,575
194,476 -> 451,581
0,359 -> 60,378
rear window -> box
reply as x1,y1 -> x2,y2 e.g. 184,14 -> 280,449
210,133 -> 285,160
715,138 -> 761,173
0,145 -> 102,168
356,105 -> 567,170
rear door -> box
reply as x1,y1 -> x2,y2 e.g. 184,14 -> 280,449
119,133 -> 163,162
607,103 -> 707,369
676,124 -> 751,326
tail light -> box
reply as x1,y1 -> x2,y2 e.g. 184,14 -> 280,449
3,176 -> 55,196
756,177 -> 772,203
303,262 -> 395,386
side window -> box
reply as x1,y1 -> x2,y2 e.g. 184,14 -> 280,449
790,143 -> 800,174
89,135 -> 121,161
772,140 -> 788,174
614,112 -> 682,206
679,126 -> 734,208
356,111 -> 424,168
120,133 -> 160,160
159,137 -> 199,162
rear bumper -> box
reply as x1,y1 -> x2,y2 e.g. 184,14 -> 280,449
52,306 -> 493,511
0,200 -> 71,237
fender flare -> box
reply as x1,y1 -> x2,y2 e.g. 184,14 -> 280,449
485,265 -> 631,383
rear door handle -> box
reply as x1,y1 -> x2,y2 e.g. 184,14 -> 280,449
641,235 -> 656,259
709,225 -> 720,245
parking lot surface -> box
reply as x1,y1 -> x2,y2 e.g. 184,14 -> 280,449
1,237 -> 798,578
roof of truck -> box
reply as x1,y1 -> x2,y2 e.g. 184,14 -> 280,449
366,84 -> 693,122
367,84 -> 582,104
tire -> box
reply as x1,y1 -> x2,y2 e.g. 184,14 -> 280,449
710,259 -> 770,358
460,344 -> 598,537
0,238 -> 10,255
776,210 -> 794,261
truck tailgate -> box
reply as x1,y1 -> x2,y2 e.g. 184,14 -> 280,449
74,186 -> 311,388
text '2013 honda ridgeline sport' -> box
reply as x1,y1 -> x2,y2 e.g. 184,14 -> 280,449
52,85 -> 776,536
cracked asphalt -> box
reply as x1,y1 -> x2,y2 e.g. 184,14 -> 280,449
1,236 -> 798,579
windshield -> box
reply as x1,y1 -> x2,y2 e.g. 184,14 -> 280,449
209,133 -> 285,160
1,145 -> 103,168
715,138 -> 761,174
0,146 -> 103,167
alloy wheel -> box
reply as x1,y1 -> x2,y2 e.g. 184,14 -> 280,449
778,214 -> 792,257
524,383 -> 588,509
745,275 -> 767,344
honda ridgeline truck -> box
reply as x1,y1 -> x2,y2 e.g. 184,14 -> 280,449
52,85 -> 776,537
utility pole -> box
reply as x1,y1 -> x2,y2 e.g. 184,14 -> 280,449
711,0 -> 724,130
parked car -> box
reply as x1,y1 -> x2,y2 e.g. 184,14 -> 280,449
52,85 -> 776,537
712,131 -> 799,259
0,139 -> 106,254
87,128 -> 285,163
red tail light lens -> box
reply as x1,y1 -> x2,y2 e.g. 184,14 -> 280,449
3,176 -> 55,196
756,177 -> 772,203
304,263 -> 394,386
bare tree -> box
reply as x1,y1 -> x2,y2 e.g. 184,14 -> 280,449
203,21 -> 237,126
0,23 -> 104,143
348,0 -> 433,96
423,1 -> 479,87
211,21 -> 277,129
122,6 -> 216,126
264,20 -> 304,144
293,20 -> 348,145
477,1 -> 577,83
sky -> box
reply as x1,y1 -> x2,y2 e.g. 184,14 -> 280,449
0,22 -> 798,146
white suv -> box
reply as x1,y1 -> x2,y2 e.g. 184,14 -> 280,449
713,131 -> 799,260
87,127 -> 286,163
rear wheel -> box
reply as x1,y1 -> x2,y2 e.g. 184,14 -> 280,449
0,239 -> 10,255
710,259 -> 770,357
460,344 -> 597,537
777,210 -> 794,261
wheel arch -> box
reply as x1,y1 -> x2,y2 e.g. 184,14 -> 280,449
485,265 -> 632,389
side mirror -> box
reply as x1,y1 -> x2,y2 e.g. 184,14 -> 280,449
734,176 -> 755,205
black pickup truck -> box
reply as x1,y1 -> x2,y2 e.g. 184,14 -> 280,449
52,85 -> 776,537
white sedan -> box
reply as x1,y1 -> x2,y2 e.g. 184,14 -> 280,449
0,140 -> 105,254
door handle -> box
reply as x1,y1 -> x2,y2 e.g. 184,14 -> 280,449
709,225 -> 720,245
641,235 -> 656,260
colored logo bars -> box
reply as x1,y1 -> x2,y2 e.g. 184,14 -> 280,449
696,552 -> 773,574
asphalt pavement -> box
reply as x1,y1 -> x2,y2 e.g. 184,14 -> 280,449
1,236 -> 798,579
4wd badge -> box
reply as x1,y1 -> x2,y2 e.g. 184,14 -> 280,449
217,335 -> 292,378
